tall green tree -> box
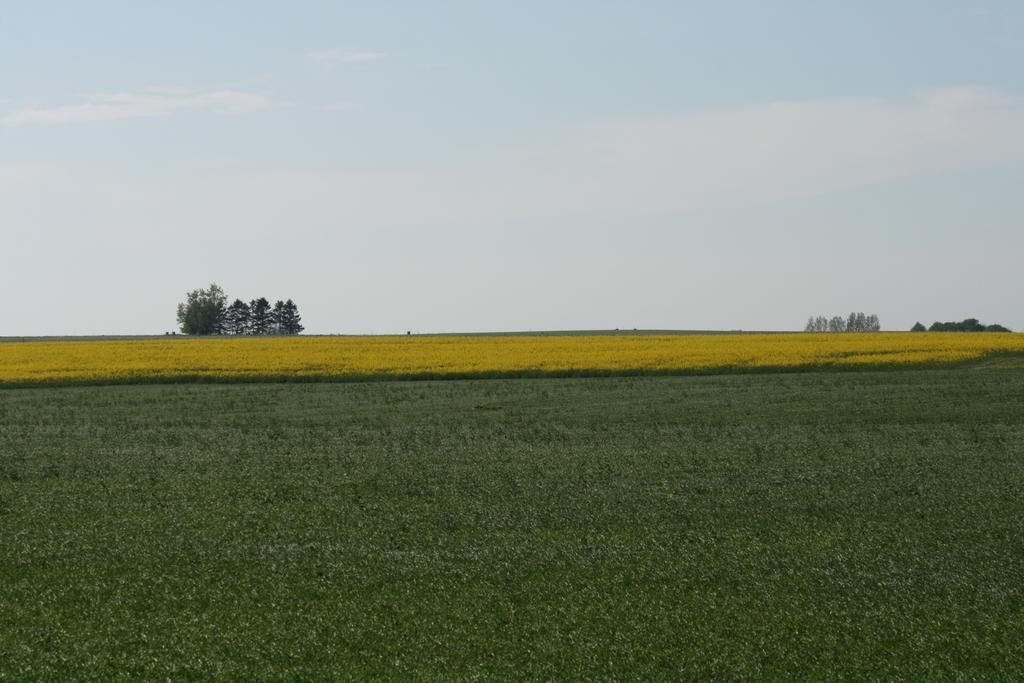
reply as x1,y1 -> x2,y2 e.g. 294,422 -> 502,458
249,297 -> 272,335
224,299 -> 251,335
281,299 -> 304,335
270,300 -> 286,335
176,283 -> 227,335
271,299 -> 304,335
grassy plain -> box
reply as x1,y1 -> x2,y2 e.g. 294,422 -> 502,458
2,332 -> 1023,386
2,369 -> 1023,678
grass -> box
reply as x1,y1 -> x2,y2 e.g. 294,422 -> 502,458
2,369 -> 1024,678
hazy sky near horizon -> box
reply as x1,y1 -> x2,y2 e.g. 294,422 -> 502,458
2,1 -> 1023,335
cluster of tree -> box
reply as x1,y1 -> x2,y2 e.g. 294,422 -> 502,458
176,283 -> 304,336
910,318 -> 1011,333
804,312 -> 881,333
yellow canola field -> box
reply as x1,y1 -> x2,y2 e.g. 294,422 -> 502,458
1,332 -> 1022,386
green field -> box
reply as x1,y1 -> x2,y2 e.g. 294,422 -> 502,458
2,369 -> 1024,678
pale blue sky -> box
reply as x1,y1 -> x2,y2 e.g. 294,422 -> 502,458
2,1 -> 1023,334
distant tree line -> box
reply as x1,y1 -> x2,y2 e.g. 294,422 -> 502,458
804,312 -> 881,333
911,318 -> 1011,333
176,283 -> 304,336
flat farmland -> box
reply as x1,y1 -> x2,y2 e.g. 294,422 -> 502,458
2,332 -> 1024,386
2,369 -> 1023,678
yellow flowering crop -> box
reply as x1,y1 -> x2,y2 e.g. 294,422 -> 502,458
0,333 -> 1021,386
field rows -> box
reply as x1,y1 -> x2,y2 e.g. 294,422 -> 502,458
1,332 -> 1023,386
2,371 -> 1023,677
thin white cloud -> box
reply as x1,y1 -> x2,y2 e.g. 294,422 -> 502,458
0,90 -> 274,126
325,101 -> 355,111
0,162 -> 72,202
306,48 -> 388,64
55,86 -> 1021,228
492,85 -> 1024,217
6,86 -> 1024,222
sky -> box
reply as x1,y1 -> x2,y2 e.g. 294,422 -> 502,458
2,1 -> 1023,335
